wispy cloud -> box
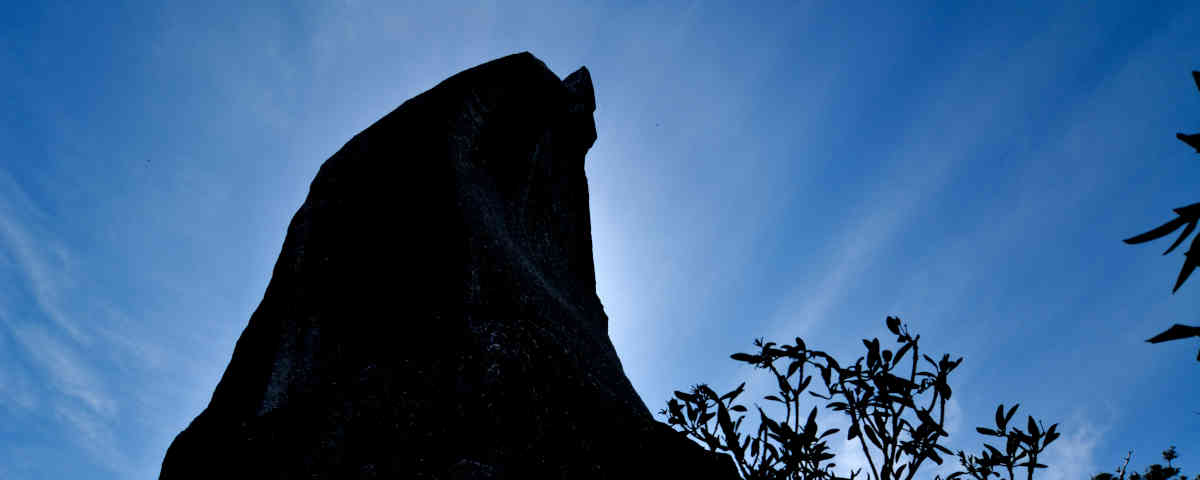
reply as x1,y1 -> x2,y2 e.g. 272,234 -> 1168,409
0,172 -> 86,344
8,322 -> 114,418
1042,413 -> 1107,480
0,168 -> 131,475
762,104 -> 965,343
54,401 -> 128,469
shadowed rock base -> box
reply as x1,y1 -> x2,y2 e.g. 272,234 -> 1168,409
158,52 -> 739,479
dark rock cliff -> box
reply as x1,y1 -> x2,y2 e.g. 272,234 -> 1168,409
158,52 -> 739,479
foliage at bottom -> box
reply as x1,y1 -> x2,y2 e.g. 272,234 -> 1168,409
660,317 -> 1061,480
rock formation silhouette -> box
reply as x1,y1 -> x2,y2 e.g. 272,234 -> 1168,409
158,52 -> 738,479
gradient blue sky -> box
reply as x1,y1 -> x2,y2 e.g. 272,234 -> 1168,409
3,2 -> 1200,479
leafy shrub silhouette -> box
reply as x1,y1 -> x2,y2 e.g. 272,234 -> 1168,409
660,316 -> 1060,480
1093,447 -> 1199,480
1123,70 -> 1200,361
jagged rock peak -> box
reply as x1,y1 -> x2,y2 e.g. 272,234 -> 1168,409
158,52 -> 738,479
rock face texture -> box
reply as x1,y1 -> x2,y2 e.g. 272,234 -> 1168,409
159,52 -> 739,479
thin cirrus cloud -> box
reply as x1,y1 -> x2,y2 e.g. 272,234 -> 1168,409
0,173 -> 86,345
1042,415 -> 1110,480
0,175 -> 100,410
764,5 -> 1107,344
0,171 -> 131,476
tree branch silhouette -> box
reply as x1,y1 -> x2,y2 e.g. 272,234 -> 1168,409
661,317 -> 1059,480
1124,69 -> 1200,362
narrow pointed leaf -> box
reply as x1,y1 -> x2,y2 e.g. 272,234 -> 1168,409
1174,247 -> 1200,292
787,360 -> 802,379
1179,133 -> 1200,153
863,424 -> 883,449
1146,324 -> 1200,343
1174,203 -> 1200,217
717,403 -> 737,452
1005,404 -> 1019,425
1164,220 -> 1197,255
805,406 -> 819,437
731,353 -> 761,364
720,382 -> 746,401
777,373 -> 792,395
1125,216 -> 1188,244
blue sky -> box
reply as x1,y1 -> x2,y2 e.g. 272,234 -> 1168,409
2,1 -> 1199,479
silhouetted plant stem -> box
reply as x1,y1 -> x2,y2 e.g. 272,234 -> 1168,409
661,317 -> 1058,480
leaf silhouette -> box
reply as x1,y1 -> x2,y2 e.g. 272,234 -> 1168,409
1129,203 -> 1200,254
1173,234 -> 1200,293
1145,324 -> 1200,343
1126,202 -> 1200,294
887,316 -> 901,335
1124,216 -> 1188,245
717,403 -> 737,452
721,382 -> 746,401
666,318 -> 1062,480
787,360 -> 802,379
1163,219 -> 1197,255
1005,404 -> 1019,427
1124,71 -> 1200,363
731,352 -> 761,364
1179,132 -> 1200,153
